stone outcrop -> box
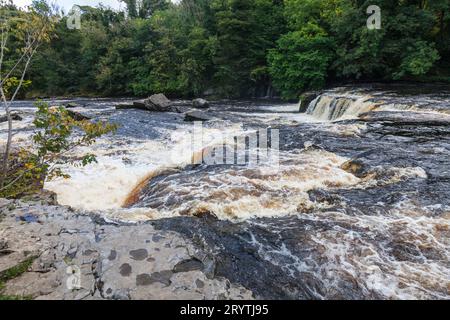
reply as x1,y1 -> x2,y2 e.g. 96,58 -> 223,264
65,103 -> 82,109
0,199 -> 253,300
116,94 -> 174,112
192,98 -> 210,109
133,101 -> 148,110
0,112 -> 23,123
184,111 -> 213,122
115,104 -> 137,110
299,91 -> 320,113
66,110 -> 91,121
359,110 -> 450,126
143,94 -> 173,112
340,158 -> 372,178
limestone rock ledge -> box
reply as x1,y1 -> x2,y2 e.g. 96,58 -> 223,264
0,198 -> 253,300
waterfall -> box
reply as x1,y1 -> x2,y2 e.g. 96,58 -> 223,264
306,92 -> 376,121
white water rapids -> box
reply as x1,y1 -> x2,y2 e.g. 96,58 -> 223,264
1,88 -> 449,300
0,92 -> 444,221
37,100 -> 367,220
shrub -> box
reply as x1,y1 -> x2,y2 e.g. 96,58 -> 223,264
0,102 -> 117,198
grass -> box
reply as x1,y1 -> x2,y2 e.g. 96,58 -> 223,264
0,293 -> 33,300
0,256 -> 36,300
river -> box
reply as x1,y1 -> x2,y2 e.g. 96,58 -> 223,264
2,84 -> 449,299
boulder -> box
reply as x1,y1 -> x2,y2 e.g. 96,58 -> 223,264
192,98 -> 210,109
299,91 -> 321,113
117,94 -> 174,112
0,113 -> 23,123
184,111 -> 213,122
340,158 -> 372,178
66,109 -> 91,121
143,93 -> 172,112
65,102 -> 81,109
308,189 -> 342,206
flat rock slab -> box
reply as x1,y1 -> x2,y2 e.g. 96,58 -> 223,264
184,111 -> 214,122
0,200 -> 253,300
116,104 -> 142,110
359,111 -> 450,126
66,110 -> 91,121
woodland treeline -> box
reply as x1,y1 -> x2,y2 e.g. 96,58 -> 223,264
5,0 -> 450,99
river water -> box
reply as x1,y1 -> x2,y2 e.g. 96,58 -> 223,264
2,84 -> 450,299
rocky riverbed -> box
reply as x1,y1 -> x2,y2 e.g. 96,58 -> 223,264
1,84 -> 449,300
0,198 -> 252,300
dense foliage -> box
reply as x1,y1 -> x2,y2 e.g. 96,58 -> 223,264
269,0 -> 450,98
7,0 -> 450,99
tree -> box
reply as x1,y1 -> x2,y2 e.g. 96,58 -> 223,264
121,0 -> 169,18
0,0 -> 55,188
268,30 -> 335,99
212,0 -> 284,97
268,0 -> 338,98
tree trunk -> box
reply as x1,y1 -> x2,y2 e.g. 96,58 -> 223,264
0,100 -> 12,188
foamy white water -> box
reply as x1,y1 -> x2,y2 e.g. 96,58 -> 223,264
307,92 -> 376,121
125,149 -> 361,220
45,121 -> 261,211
